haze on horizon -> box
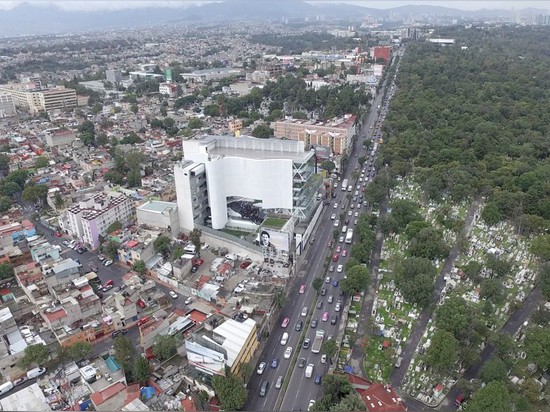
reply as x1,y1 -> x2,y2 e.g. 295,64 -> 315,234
0,0 -> 548,11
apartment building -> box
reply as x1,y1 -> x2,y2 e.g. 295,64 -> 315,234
271,114 -> 357,156
64,192 -> 135,250
0,84 -> 76,114
0,92 -> 16,117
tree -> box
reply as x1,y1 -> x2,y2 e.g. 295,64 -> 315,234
106,221 -> 122,234
531,234 -> 550,261
127,169 -> 142,188
332,393 -> 366,411
104,240 -> 119,260
481,202 -> 504,226
521,377 -> 542,404
54,192 -> 64,209
480,278 -> 505,304
152,335 -> 177,361
188,118 -> 203,129
436,296 -> 476,340
189,228 -> 202,256
394,257 -> 436,308
133,356 -> 151,384
407,227 -> 450,260
480,357 -> 508,383
538,263 -> 550,300
6,169 -> 29,189
133,260 -> 146,275
0,181 -> 23,197
321,374 -> 354,406
490,332 -> 517,365
273,287 -> 288,308
114,336 -> 137,374
312,277 -> 324,293
321,160 -> 336,173
524,328 -> 550,370
153,235 -> 171,257
172,245 -> 184,261
212,371 -> 248,411
120,132 -> 142,145
34,156 -> 49,169
384,199 -> 422,234
321,339 -> 338,359
0,196 -> 12,213
485,253 -> 512,278
22,184 -> 48,204
70,341 -> 92,361
238,362 -> 254,382
465,381 -> 511,412
341,265 -> 370,295
18,344 -> 50,368
104,169 -> 124,185
426,330 -> 459,371
0,153 -> 10,173
251,124 -> 273,138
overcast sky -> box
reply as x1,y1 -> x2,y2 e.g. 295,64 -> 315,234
0,0 -> 548,11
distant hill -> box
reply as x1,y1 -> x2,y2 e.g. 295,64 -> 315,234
0,1 -> 545,37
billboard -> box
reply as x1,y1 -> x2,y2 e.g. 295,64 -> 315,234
259,228 -> 290,254
164,68 -> 173,82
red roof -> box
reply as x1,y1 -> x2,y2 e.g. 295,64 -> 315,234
45,308 -> 67,322
188,309 -> 207,323
90,382 -> 126,406
126,240 -> 139,248
360,383 -> 406,412
382,340 -> 391,348
181,396 -> 197,411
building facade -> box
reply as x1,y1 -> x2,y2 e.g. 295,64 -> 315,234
0,84 -> 76,114
0,92 -> 16,117
271,114 -> 357,156
175,136 -> 320,231
64,192 -> 134,250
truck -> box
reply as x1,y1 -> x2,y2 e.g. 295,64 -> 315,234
305,363 -> 314,378
345,228 -> 354,244
311,329 -> 325,354
341,179 -> 348,191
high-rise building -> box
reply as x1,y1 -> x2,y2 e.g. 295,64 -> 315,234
174,135 -> 321,231
0,92 -> 16,117
0,84 -> 76,114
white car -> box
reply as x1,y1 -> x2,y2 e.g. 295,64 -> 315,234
284,346 -> 293,359
354,211 -> 359,217
257,362 -> 266,375
301,307 -> 308,317
330,213 -> 336,220
308,400 -> 316,411
169,291 -> 178,299
104,260 -> 113,266
348,210 -> 353,216
333,220 -> 340,227
339,236 -> 345,243
337,265 -> 343,273
333,203 -> 338,209
281,332 -> 289,346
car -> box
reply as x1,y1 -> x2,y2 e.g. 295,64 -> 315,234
169,291 -> 178,299
257,362 -> 266,375
342,249 -> 347,257
137,317 -> 150,327
333,203 -> 338,209
275,375 -> 284,389
271,357 -> 279,368
280,332 -> 289,345
331,315 -> 338,325
455,393 -> 465,406
395,356 -> 403,368
299,284 -> 306,294
337,265 -> 343,273
191,265 -> 199,273
350,203 -> 355,209
329,265 -> 334,272
53,231 -> 62,237
308,400 -> 316,411
295,321 -> 303,331
339,236 -> 345,243
332,253 -> 339,262
298,358 -> 307,368
325,276 -> 331,283
301,307 -> 308,317
104,260 -> 113,266
62,240 -> 70,246
184,297 -> 194,306
354,211 -> 359,217
330,213 -> 336,220
281,317 -> 290,328
321,354 -> 327,364
13,376 -> 28,386
76,247 -> 86,254
137,299 -> 146,309
348,210 -> 353,216
316,301 -> 323,309
102,284 -> 113,292
311,319 -> 318,328
321,288 -> 327,296
97,255 -> 106,261
354,219 -> 359,225
322,312 -> 329,322
341,203 -> 345,209
327,240 -> 333,247
333,279 -> 339,287
259,381 -> 269,397
335,302 -> 341,312
284,346 -> 293,359
240,260 -> 252,269
336,246 -> 341,253
333,220 -> 340,227
328,295 -> 334,304
90,264 -> 99,272
303,338 -> 311,349
314,374 -> 322,385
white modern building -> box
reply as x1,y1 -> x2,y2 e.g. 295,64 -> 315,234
0,92 -> 16,117
136,200 -> 179,235
174,136 -> 320,231
63,192 -> 134,250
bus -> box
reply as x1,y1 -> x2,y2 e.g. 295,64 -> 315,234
345,228 -> 354,244
341,179 -> 348,191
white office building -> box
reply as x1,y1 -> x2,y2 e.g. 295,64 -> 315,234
174,136 -> 320,231
0,92 -> 16,117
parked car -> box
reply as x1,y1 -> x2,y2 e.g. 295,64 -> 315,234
90,264 -> 98,272
169,291 -> 178,299
137,317 -> 150,327
53,232 -> 62,237
13,376 -> 28,386
257,362 -> 266,375
184,297 -> 194,306
104,260 -> 113,266
97,255 -> 106,261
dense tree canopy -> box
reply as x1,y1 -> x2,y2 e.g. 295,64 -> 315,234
394,257 -> 436,307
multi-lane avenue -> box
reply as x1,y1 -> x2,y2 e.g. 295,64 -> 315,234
244,53 -> 397,411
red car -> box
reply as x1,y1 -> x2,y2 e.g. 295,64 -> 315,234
455,394 -> 464,407
138,317 -> 150,327
299,284 -> 306,294
332,253 -> 339,262
137,299 -> 146,309
336,246 -> 341,253
327,240 -> 333,248
53,231 -> 62,237
281,317 -> 290,328
240,260 -> 252,269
